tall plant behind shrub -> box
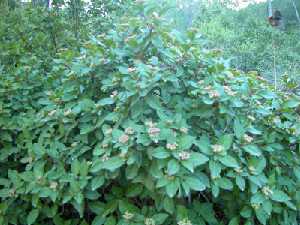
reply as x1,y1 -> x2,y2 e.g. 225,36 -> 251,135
197,2 -> 300,87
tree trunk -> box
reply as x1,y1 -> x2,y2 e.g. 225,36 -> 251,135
268,0 -> 273,18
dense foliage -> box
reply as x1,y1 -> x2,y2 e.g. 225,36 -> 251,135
197,1 -> 300,88
1,1 -> 300,225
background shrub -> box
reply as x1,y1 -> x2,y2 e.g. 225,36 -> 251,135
196,1 -> 300,88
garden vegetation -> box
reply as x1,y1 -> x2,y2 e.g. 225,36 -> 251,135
0,0 -> 300,225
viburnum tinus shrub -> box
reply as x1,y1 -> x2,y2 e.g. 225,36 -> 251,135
1,1 -> 300,225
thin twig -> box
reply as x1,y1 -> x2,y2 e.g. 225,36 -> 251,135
272,35 -> 277,90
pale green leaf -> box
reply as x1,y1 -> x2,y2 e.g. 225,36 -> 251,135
167,159 -> 180,175
271,190 -> 290,203
219,155 -> 239,168
185,176 -> 206,191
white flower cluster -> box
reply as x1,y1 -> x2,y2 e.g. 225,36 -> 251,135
178,218 -> 192,225
101,153 -> 109,162
122,211 -> 134,220
119,134 -> 129,144
146,121 -> 160,138
204,85 -> 220,98
125,127 -> 134,135
180,127 -> 188,133
110,90 -> 118,98
48,109 -> 57,116
166,143 -> 178,150
243,134 -> 253,143
105,128 -> 113,135
224,86 -> 236,96
262,186 -> 273,197
145,218 -> 155,225
212,144 -> 224,153
179,151 -> 191,160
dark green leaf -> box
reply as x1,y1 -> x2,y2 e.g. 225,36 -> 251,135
27,209 -> 39,225
163,197 -> 174,214
91,176 -> 105,191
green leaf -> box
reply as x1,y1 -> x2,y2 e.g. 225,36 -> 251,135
111,129 -> 123,141
243,145 -> 262,156
80,123 -> 95,135
153,213 -> 168,225
125,165 -> 139,179
255,207 -> 268,225
271,190 -> 291,203
89,202 -> 105,215
91,176 -> 105,191
209,161 -> 221,178
248,157 -> 266,174
92,215 -> 105,225
228,217 -> 240,225
178,135 -> 195,150
240,206 -> 252,218
104,216 -> 116,225
0,189 -> 10,198
283,98 -> 300,108
27,209 -> 39,225
32,143 -> 45,157
248,126 -> 262,135
33,161 -> 45,178
219,155 -> 239,168
163,197 -> 174,214
262,200 -> 272,215
236,176 -> 245,191
156,178 -> 168,190
167,159 -> 180,175
293,167 -> 300,180
285,201 -> 297,210
181,159 -> 194,172
146,95 -> 162,110
212,184 -> 220,197
193,202 -> 218,224
166,180 -> 179,197
102,157 -> 125,172
219,134 -> 233,150
196,135 -> 211,154
216,177 -> 233,190
176,205 -> 189,221
102,200 -> 118,217
98,98 -> 114,106
126,184 -> 143,197
71,160 -> 81,176
234,119 -> 245,139
190,152 -> 209,167
93,145 -> 105,156
152,147 -> 170,159
185,176 -> 206,191
118,66 -> 130,74
251,193 -> 265,204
